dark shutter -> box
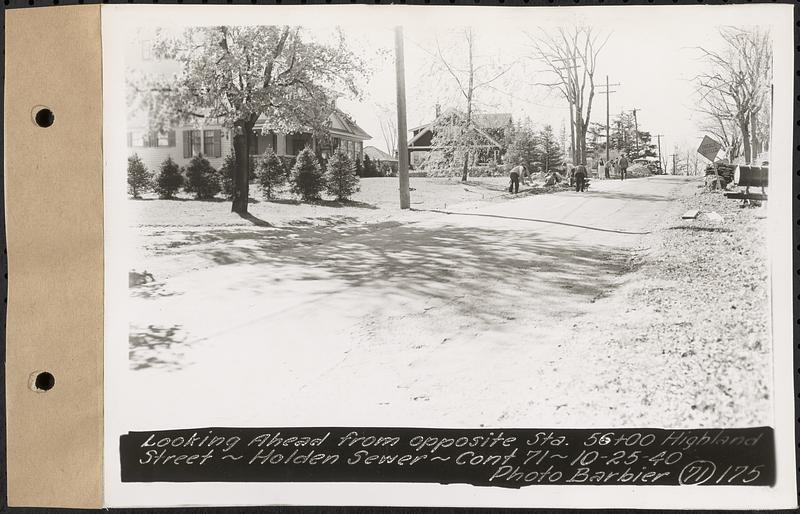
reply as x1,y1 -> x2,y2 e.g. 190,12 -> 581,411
183,131 -> 191,158
214,130 -> 222,158
168,130 -> 176,147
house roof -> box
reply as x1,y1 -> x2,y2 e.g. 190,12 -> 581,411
328,110 -> 372,140
473,113 -> 513,130
408,108 -> 512,147
364,146 -> 397,162
253,109 -> 371,141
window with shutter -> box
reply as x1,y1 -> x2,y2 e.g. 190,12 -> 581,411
203,130 -> 214,157
157,131 -> 170,147
213,130 -> 222,158
168,130 -> 176,147
192,131 -> 201,156
183,131 -> 192,158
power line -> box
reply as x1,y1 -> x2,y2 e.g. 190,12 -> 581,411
597,75 -> 620,164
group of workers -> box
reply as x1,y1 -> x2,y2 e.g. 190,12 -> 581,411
596,154 -> 630,181
507,154 -> 630,195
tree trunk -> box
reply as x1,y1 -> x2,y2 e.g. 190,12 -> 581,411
749,110 -> 760,162
568,103 -> 576,163
574,111 -> 584,165
461,32 -> 474,184
739,117 -> 752,165
231,120 -> 254,214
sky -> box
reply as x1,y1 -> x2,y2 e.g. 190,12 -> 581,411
125,4 -> 782,160
337,12 -> 754,158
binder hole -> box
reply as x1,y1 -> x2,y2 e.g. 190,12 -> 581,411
34,108 -> 55,128
30,371 -> 55,392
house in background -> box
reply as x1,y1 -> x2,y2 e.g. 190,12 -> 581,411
363,145 -> 398,174
127,35 -> 371,173
407,107 -> 512,167
127,108 -> 371,174
249,110 -> 371,162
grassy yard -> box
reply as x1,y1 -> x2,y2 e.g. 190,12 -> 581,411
129,176 -> 555,229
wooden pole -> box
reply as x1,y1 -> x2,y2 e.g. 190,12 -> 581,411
598,77 -> 619,172
655,134 -> 663,173
394,26 -> 411,209
605,75 -> 610,166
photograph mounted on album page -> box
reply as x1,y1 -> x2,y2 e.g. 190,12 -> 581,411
3,1 -> 797,509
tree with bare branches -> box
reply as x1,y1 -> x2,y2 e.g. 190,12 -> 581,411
528,27 -> 609,166
428,28 -> 516,182
376,103 -> 398,157
695,27 -> 772,165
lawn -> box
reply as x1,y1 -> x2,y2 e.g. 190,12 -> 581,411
129,176 -> 549,229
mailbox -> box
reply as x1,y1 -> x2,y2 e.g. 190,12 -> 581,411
734,166 -> 769,188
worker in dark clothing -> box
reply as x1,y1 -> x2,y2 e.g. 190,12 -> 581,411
575,163 -> 587,192
509,164 -> 525,194
618,154 -> 629,181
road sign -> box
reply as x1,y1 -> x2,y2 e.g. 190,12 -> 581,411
697,135 -> 722,162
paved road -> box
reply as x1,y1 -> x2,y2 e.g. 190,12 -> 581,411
126,175 -> 699,428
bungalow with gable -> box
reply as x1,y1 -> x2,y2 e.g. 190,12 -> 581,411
126,33 -> 371,174
127,108 -> 371,174
407,107 -> 513,167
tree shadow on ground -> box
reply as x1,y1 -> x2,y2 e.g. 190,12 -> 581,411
314,199 -> 379,210
130,280 -> 183,299
265,198 -> 302,205
259,198 -> 379,210
236,211 -> 271,227
165,220 -> 634,326
129,324 -> 189,371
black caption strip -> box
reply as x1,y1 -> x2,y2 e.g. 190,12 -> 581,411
120,427 -> 774,487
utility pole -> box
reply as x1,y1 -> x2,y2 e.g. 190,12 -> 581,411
394,26 -> 410,210
655,134 -> 664,173
597,76 -> 620,166
632,108 -> 641,156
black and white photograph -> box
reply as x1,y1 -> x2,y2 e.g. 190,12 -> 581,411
102,4 -> 796,508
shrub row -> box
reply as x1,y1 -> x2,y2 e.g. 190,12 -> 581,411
127,148 -> 361,202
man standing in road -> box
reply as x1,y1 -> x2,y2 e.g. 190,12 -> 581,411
575,163 -> 587,192
618,154 -> 629,181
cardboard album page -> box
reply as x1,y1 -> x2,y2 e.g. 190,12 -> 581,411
5,2 -> 798,509
4,5 -> 103,509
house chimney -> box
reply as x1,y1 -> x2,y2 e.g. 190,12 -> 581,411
435,103 -> 441,118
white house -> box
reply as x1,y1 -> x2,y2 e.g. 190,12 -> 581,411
127,33 -> 370,173
127,111 -> 371,173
